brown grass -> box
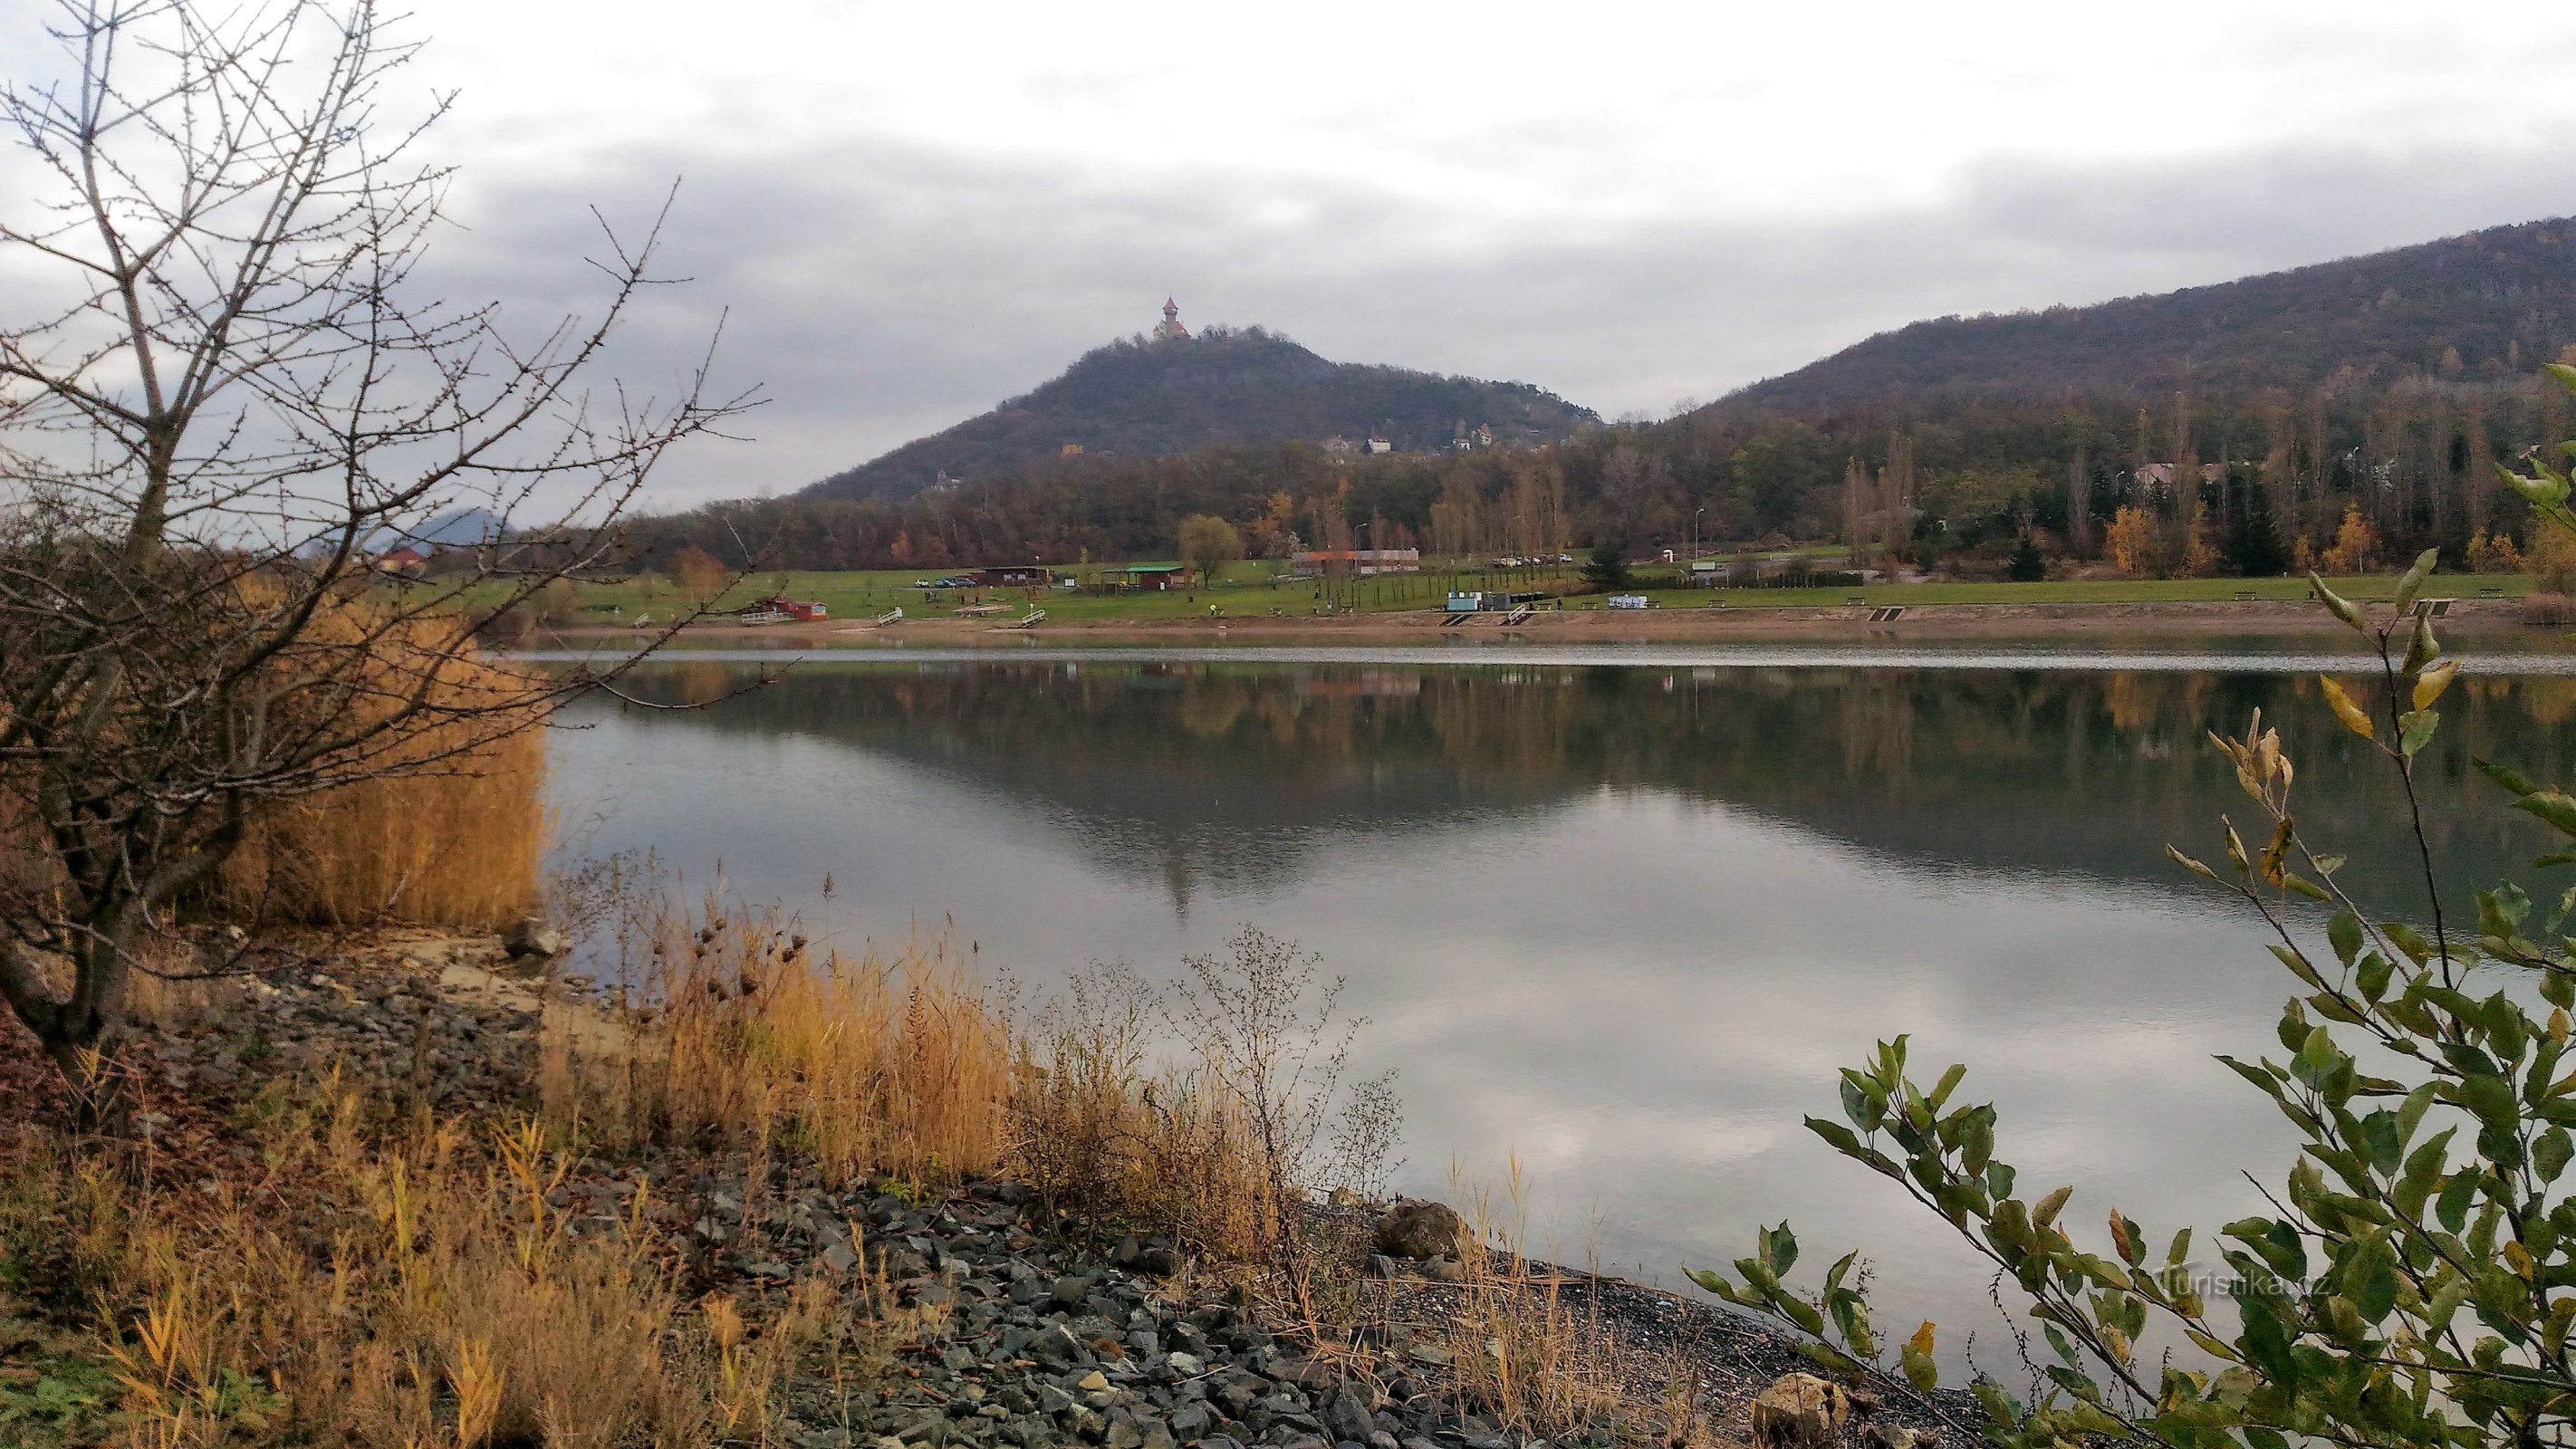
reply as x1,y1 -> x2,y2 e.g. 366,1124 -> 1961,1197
1009,962 -> 1268,1260
215,610 -> 547,930
541,898 -> 1012,1188
1427,1161 -> 1638,1444
2521,591 -> 2576,627
0,1077 -> 867,1449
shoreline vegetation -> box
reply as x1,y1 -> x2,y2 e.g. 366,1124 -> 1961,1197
0,902 -> 1966,1449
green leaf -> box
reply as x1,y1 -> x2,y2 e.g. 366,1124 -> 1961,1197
2536,1127 -> 2572,1183
2326,911 -> 2364,967
2437,1169 -> 2481,1232
1765,1222 -> 1799,1277
1805,1117 -> 1866,1159
2402,612 -> 2438,672
2476,757 -> 2544,798
2516,792 -> 2576,839
2312,575 -> 2368,635
2398,708 -> 2438,757
2394,547 -> 2438,614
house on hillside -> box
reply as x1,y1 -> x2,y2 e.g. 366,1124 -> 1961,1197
376,545 -> 428,575
1362,437 -> 1393,455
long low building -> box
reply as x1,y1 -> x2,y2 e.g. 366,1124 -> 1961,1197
1291,548 -> 1421,577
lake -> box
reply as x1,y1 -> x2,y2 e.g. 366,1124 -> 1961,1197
543,643 -> 2576,1362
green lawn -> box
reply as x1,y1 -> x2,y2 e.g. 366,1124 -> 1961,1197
1576,572 -> 2535,611
453,564 -> 2534,627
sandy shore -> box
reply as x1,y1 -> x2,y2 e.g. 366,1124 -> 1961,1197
550,595 -> 2555,651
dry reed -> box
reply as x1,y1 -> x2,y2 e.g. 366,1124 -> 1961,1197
214,606 -> 547,930
1430,1160 -> 1634,1444
1010,962 -> 1269,1260
0,1076 -> 851,1448
542,898 -> 1013,1187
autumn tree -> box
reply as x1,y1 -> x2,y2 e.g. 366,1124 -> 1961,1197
1177,513 -> 1246,585
0,0 -> 745,1120
673,545 -> 729,600
2103,505 -> 2161,577
2320,504 -> 2379,574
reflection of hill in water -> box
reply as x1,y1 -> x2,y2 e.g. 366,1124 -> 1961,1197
610,660 -> 2576,907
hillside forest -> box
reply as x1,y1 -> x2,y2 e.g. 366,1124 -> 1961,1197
598,217 -> 2576,580
611,370 -> 2576,581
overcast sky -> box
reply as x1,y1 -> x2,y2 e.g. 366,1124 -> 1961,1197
14,1 -> 2576,508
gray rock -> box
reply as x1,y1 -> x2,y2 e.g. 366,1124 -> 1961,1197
503,915 -> 565,959
1372,1199 -> 1466,1261
1322,1388 -> 1378,1445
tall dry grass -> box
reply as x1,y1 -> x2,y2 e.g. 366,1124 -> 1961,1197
214,607 -> 547,930
541,898 -> 1013,1187
0,1078 -> 861,1449
1010,961 -> 1268,1260
1427,1161 -> 1644,1445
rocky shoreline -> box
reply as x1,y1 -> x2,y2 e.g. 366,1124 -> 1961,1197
8,930 -> 1983,1449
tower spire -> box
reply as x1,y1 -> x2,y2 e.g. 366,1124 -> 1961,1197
1153,296 -> 1190,341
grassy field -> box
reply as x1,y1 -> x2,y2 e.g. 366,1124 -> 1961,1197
1592,571 -> 2538,612
467,562 -> 2539,628
487,561 -> 1562,625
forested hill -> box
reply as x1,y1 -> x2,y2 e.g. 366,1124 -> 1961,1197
806,324 -> 1597,502
1717,216 -> 2576,415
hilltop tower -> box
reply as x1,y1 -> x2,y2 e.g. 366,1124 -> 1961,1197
1152,297 -> 1191,342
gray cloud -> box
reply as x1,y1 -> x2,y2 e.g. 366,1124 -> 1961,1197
432,130 -> 2576,510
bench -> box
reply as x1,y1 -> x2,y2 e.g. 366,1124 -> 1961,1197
2481,585 -> 2505,599
1845,595 -> 1868,606
874,607 -> 904,626
2234,590 -> 2256,601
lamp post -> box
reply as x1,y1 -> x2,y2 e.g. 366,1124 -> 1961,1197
1692,506 -> 1705,582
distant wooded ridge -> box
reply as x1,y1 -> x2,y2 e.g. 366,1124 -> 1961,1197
591,216 -> 2576,578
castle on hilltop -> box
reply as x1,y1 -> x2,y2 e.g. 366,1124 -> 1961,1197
1151,297 -> 1191,342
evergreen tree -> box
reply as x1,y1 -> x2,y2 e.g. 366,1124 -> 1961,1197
1578,540 -> 1632,591
2224,476 -> 2290,576
2007,533 -> 2046,581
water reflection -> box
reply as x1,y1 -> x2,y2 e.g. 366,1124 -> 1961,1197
548,657 -> 2576,1360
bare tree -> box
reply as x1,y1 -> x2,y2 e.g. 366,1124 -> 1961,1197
0,0 -> 753,1120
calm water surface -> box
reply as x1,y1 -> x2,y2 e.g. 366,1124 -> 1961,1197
544,646 -> 2576,1359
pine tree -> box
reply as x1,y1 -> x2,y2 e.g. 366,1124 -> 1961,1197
2007,533 -> 2047,581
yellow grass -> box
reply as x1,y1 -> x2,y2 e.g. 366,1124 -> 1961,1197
215,609 -> 547,930
0,1079 -> 867,1449
542,899 -> 1013,1187
1430,1160 -> 1644,1444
